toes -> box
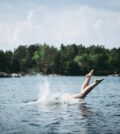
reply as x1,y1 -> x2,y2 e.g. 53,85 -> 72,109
90,69 -> 94,75
86,69 -> 94,77
95,78 -> 104,83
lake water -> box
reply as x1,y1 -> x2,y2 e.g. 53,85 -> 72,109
0,76 -> 120,134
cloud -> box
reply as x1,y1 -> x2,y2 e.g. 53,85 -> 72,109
0,4 -> 120,50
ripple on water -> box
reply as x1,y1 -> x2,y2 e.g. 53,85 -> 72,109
29,123 -> 41,127
0,76 -> 120,134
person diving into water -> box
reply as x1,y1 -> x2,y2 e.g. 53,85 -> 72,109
69,69 -> 104,99
38,69 -> 104,103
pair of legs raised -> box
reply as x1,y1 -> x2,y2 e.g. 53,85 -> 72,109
70,70 -> 104,99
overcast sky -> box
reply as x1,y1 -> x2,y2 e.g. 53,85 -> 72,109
0,0 -> 120,50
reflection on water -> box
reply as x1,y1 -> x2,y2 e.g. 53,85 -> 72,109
79,103 -> 93,117
78,103 -> 103,134
0,76 -> 120,134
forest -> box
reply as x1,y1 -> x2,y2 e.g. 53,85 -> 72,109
0,43 -> 120,76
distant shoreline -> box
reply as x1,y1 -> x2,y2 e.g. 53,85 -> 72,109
0,72 -> 120,78
0,72 -> 22,78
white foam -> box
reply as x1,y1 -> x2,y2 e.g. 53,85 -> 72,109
37,77 -> 81,105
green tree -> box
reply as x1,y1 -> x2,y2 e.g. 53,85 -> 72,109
74,54 -> 92,74
108,48 -> 120,73
12,45 -> 27,72
0,50 -> 6,72
33,44 -> 60,74
5,51 -> 13,73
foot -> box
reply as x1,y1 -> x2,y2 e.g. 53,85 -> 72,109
95,78 -> 104,84
86,69 -> 94,78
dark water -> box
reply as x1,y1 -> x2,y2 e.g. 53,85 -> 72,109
0,76 -> 120,134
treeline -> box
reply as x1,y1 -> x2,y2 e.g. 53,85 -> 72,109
0,44 -> 120,75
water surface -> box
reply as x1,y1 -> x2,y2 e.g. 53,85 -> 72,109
0,76 -> 120,134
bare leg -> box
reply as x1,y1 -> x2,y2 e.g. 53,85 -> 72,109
80,79 -> 104,99
71,78 -> 104,99
81,69 -> 94,91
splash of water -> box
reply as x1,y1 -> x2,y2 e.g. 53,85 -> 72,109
37,77 -> 51,103
37,77 -> 80,105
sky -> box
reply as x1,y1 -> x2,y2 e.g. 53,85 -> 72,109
0,0 -> 120,50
